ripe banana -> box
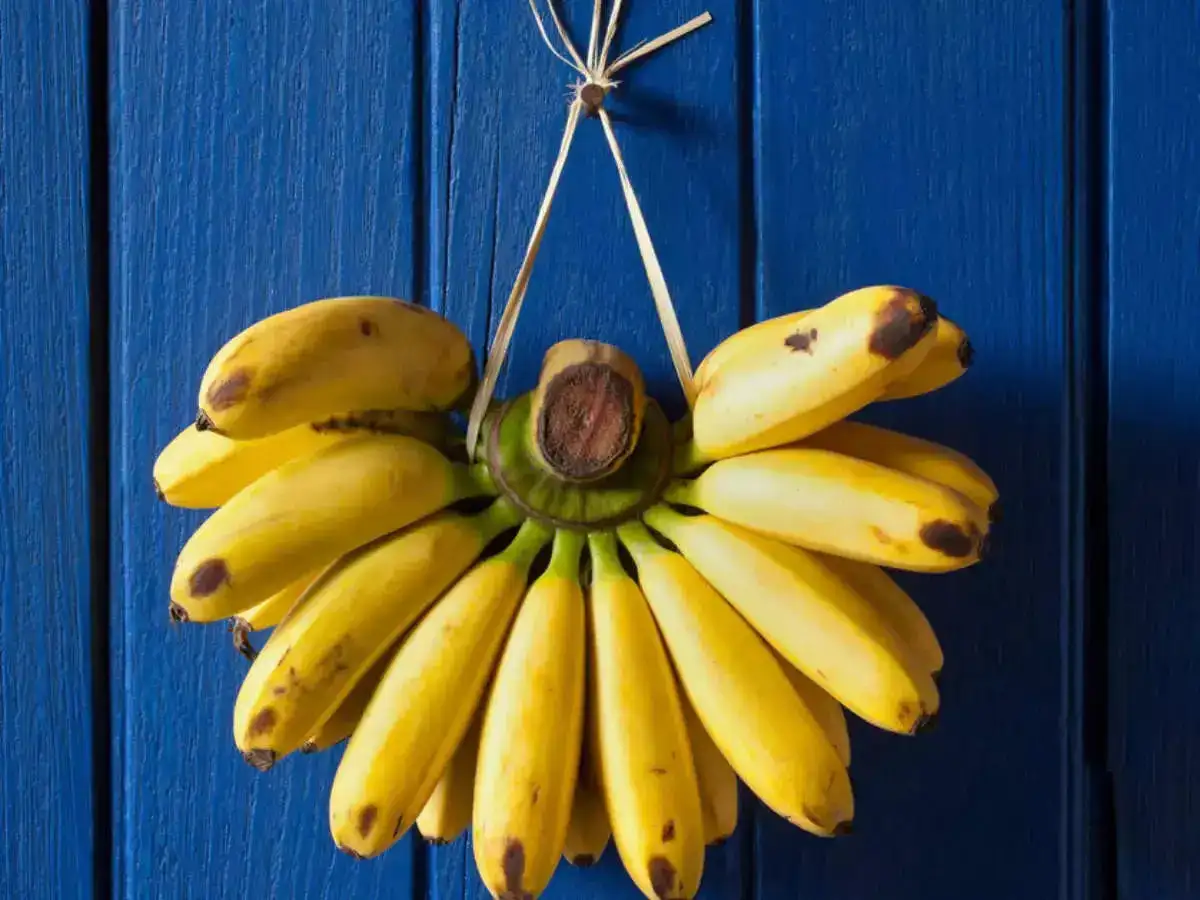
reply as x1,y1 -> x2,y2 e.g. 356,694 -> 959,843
229,572 -> 316,661
197,296 -> 475,439
879,315 -> 972,400
617,521 -> 853,837
679,690 -> 737,846
799,419 -> 999,520
819,553 -> 943,676
688,286 -> 938,460
416,708 -> 483,845
329,519 -> 551,859
644,505 -> 937,735
233,500 -> 519,769
473,530 -> 587,900
300,651 -> 394,755
563,739 -> 611,868
587,531 -> 705,900
154,409 -> 452,509
771,650 -> 852,767
169,434 -> 493,623
666,447 -> 989,573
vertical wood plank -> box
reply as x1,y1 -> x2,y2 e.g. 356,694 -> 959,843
0,2 -> 96,897
752,3 -> 1068,898
1108,3 -> 1200,896
427,1 -> 747,897
111,3 -> 420,896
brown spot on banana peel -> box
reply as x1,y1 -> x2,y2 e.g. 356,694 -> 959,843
356,805 -> 378,839
648,856 -> 678,899
248,707 -> 277,737
359,318 -> 376,336
661,820 -> 676,842
242,749 -> 276,771
868,290 -> 938,360
188,558 -> 231,597
919,520 -> 980,558
571,854 -> 596,867
204,367 -> 253,411
784,327 -> 818,354
502,839 -> 530,900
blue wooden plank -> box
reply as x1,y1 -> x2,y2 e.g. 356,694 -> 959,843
110,3 -> 421,896
1107,4 -> 1200,897
0,2 -> 96,898
427,1 -> 748,897
752,3 -> 1068,898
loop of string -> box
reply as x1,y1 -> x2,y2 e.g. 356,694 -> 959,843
464,0 -> 711,460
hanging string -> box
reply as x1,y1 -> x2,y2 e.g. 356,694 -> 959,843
465,0 -> 711,460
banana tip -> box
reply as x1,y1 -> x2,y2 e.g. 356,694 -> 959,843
168,602 -> 189,624
957,336 -> 975,369
987,499 -> 1001,525
230,619 -> 256,661
242,748 -> 276,772
570,854 -> 596,868
299,741 -> 318,755
832,820 -> 854,837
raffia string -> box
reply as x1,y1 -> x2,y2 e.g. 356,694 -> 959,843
464,0 -> 712,460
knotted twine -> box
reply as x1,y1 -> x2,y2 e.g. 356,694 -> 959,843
464,0 -> 713,460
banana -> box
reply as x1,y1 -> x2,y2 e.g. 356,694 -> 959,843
416,708 -> 483,845
154,409 -> 452,509
329,519 -> 551,859
771,650 -> 851,767
300,651 -> 393,754
666,447 -> 989,573
678,690 -> 737,846
197,296 -> 475,439
233,500 -> 519,769
688,286 -> 938,460
617,521 -> 853,837
229,572 -> 316,661
587,531 -> 705,900
819,553 -> 943,676
879,315 -> 972,400
563,638 -> 611,868
644,506 -> 937,735
798,419 -> 999,521
169,433 -> 493,623
473,530 -> 587,900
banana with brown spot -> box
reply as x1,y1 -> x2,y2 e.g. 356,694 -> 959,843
416,707 -> 483,845
329,519 -> 552,859
617,521 -> 853,839
678,689 -> 737,847
229,572 -> 318,662
169,433 -> 494,622
666,447 -> 989,573
879,315 -> 973,399
586,531 -> 705,900
197,296 -> 475,439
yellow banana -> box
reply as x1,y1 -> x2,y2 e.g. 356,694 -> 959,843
233,500 -> 519,769
300,651 -> 394,754
771,649 -> 851,767
473,530 -> 587,900
798,419 -> 999,521
617,521 -> 853,837
666,447 -> 989,573
416,708 -> 483,845
329,519 -> 551,859
563,649 -> 611,868
229,572 -> 316,661
879,315 -> 972,400
169,434 -> 492,623
645,506 -> 937,735
819,553 -> 943,676
197,296 -> 475,439
587,531 -> 705,900
154,409 -> 452,509
688,286 -> 938,460
678,690 -> 737,847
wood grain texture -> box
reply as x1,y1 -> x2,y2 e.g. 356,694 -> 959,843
752,3 -> 1068,898
1107,4 -> 1200,897
110,3 -> 420,896
426,1 -> 748,897
0,2 -> 96,897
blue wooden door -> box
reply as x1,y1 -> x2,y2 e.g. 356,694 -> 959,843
2,1 -> 1196,897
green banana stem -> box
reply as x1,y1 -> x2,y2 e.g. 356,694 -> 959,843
672,438 -> 712,476
586,531 -> 623,579
547,529 -> 586,578
473,495 -> 525,537
459,461 -> 499,498
499,518 -> 555,569
615,520 -> 662,560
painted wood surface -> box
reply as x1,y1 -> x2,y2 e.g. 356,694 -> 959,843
1107,4 -> 1200,897
0,2 -> 96,898
110,3 -> 421,897
426,2 -> 748,897
751,3 -> 1069,899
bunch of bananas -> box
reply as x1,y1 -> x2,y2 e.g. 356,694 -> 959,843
155,285 -> 995,900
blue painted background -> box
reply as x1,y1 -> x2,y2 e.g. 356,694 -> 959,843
1,1 -> 1195,897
